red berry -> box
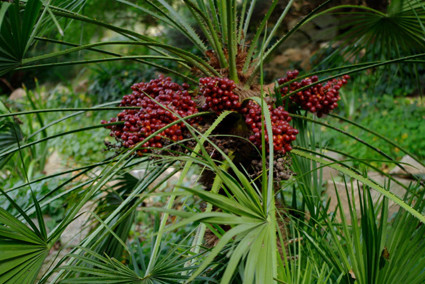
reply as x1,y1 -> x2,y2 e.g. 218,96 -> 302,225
199,77 -> 241,113
102,75 -> 199,155
241,101 -> 298,154
279,71 -> 350,116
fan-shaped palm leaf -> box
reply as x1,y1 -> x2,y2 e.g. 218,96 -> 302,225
0,0 -> 43,76
0,189 -> 49,284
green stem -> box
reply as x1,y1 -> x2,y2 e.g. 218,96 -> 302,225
0,106 -> 139,119
47,112 -> 208,262
237,0 -> 248,43
19,55 -> 186,68
242,0 -> 279,72
219,0 -> 228,45
145,162 -> 194,274
226,0 -> 238,82
0,123 -> 122,160
48,4 -> 154,42
34,37 -> 195,82
262,0 -> 295,53
146,0 -> 207,52
329,113 -> 425,168
207,0 -> 221,42
292,148 -> 425,224
269,195 -> 278,283
241,0 -> 256,47
290,113 -> 394,163
22,40 -> 218,76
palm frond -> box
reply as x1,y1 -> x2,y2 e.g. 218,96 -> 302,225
0,0 -> 42,76
0,189 -> 49,284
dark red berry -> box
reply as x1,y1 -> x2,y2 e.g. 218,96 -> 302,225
199,77 -> 241,113
241,101 -> 298,154
102,75 -> 199,154
278,70 -> 350,116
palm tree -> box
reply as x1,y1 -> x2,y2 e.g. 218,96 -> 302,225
1,0 -> 425,283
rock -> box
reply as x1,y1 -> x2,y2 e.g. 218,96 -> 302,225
60,202 -> 92,247
390,155 -> 425,176
266,47 -> 312,75
38,247 -> 69,281
323,150 -> 344,161
283,48 -> 311,65
326,172 -> 411,222
366,171 -> 411,197
312,14 -> 338,29
307,25 -> 338,43
9,88 -> 26,101
282,30 -> 311,49
321,166 -> 339,182
326,181 -> 362,220
130,167 -> 198,189
288,14 -> 339,44
317,150 -> 344,182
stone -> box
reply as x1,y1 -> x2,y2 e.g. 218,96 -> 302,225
366,171 -> 411,197
323,150 -> 344,161
38,247 -> 69,281
321,166 -> 339,182
60,202 -> 92,247
9,88 -> 26,101
266,47 -> 312,73
130,167 -> 198,189
281,31 -> 311,49
308,25 -> 338,43
288,14 -> 339,44
312,14 -> 338,29
326,172 -> 411,222
317,150 -> 344,182
390,155 -> 425,176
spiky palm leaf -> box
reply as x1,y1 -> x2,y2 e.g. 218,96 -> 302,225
0,0 -> 43,76
335,0 -> 425,59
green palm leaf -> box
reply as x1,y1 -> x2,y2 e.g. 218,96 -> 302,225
292,148 -> 425,224
0,101 -> 24,169
0,192 -> 49,283
351,0 -> 425,55
0,0 -> 43,76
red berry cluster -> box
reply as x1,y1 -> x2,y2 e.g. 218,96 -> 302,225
241,101 -> 298,154
102,75 -> 198,153
277,70 -> 300,95
278,71 -> 350,117
199,77 -> 241,113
